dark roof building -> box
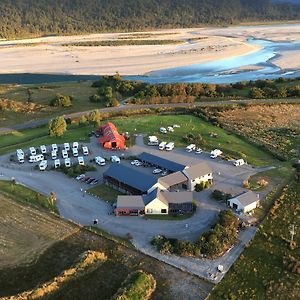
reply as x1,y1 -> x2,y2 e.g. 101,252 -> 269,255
138,152 -> 186,172
103,164 -> 157,195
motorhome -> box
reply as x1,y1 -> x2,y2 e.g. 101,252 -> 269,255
54,159 -> 61,168
186,144 -> 196,152
82,146 -> 89,156
72,147 -> 79,157
78,156 -> 85,166
39,160 -> 48,171
148,136 -> 159,146
64,143 -> 70,151
52,144 -> 58,152
165,142 -> 175,151
29,154 -> 44,163
159,141 -> 167,150
95,156 -> 106,166
40,145 -> 47,154
62,149 -> 68,159
111,155 -> 120,163
72,142 -> 79,149
51,150 -> 57,160
233,159 -> 245,166
159,127 -> 167,134
210,149 -> 223,159
16,149 -> 24,163
29,147 -> 36,156
65,158 -> 71,168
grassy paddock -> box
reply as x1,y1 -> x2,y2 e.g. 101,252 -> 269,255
87,184 -> 121,204
0,180 -> 58,214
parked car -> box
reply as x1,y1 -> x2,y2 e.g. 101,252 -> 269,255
165,142 -> 174,151
39,160 -> 48,171
195,147 -> 203,154
76,174 -> 85,180
153,168 -> 162,174
111,155 -> 120,163
82,146 -> 89,156
159,127 -> 167,134
167,126 -> 174,132
54,159 -> 61,169
233,159 -> 245,166
161,170 -> 168,176
159,141 -> 167,150
86,178 -> 95,184
148,136 -> 159,146
135,161 -> 143,167
131,160 -> 140,166
81,176 -> 90,182
210,149 -> 222,159
173,124 -> 180,128
95,156 -> 106,166
90,179 -> 99,185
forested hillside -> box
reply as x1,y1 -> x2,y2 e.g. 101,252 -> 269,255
0,0 -> 299,38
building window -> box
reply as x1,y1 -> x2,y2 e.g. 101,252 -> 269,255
147,209 -> 152,213
161,209 -> 167,214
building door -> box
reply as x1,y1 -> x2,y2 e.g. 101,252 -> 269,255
161,209 -> 167,214
112,142 -> 117,148
233,203 -> 238,210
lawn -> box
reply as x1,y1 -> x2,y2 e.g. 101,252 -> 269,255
110,114 -> 277,166
0,124 -> 92,155
0,81 -> 105,127
87,184 -> 121,204
0,180 -> 58,214
209,180 -> 300,299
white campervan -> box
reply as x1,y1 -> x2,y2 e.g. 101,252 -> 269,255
62,149 -> 68,159
78,156 -> 85,166
159,141 -> 167,150
16,149 -> 24,163
40,145 -> 47,154
148,136 -> 159,146
39,160 -> 48,171
54,159 -> 61,168
233,159 -> 245,166
165,142 -> 174,151
82,146 -> 89,156
111,155 -> 120,163
186,144 -> 196,152
72,147 -> 79,157
72,142 -> 79,149
95,156 -> 106,166
64,158 -> 71,168
210,149 -> 223,159
52,144 -> 58,152
51,150 -> 57,160
29,147 -> 36,156
64,143 -> 70,151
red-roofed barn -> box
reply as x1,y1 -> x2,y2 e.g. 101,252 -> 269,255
98,122 -> 126,150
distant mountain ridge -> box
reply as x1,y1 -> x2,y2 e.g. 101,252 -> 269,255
0,0 -> 299,38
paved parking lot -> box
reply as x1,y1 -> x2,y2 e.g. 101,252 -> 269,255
0,135 -> 264,283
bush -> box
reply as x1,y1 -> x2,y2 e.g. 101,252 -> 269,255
50,94 -> 72,107
60,164 -> 96,177
212,189 -> 232,201
89,94 -> 102,102
49,116 -> 67,137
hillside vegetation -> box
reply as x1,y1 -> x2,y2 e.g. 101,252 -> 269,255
0,0 -> 300,38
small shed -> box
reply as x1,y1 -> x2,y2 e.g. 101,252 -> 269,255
227,191 -> 259,213
98,122 -> 125,150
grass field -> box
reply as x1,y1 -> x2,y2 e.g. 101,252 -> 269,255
0,81 -> 104,127
209,180 -> 300,300
87,184 -> 121,204
0,195 -> 213,299
0,180 -> 58,213
110,114 -> 277,166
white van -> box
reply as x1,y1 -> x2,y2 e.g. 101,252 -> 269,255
159,141 -> 167,150
29,147 -> 36,156
62,149 -> 68,159
78,156 -> 85,166
64,143 -> 70,151
210,149 -> 223,159
186,144 -> 196,152
52,144 -> 58,152
64,158 -> 71,168
82,146 -> 89,156
72,142 -> 79,149
72,147 -> 79,157
233,159 -> 245,167
51,150 -> 57,160
165,142 -> 175,151
95,156 -> 106,166
111,155 -> 120,163
148,136 -> 159,146
16,149 -> 24,157
16,149 -> 24,163
29,154 -> 44,163
160,127 -> 167,134
39,160 -> 48,171
40,145 -> 47,154
167,126 -> 174,132
54,159 -> 61,168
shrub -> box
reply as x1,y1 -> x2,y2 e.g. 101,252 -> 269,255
49,116 -> 67,137
50,94 -> 72,107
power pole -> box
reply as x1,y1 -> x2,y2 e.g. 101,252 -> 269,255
289,224 -> 296,246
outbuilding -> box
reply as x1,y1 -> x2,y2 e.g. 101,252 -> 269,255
98,122 -> 126,150
227,191 -> 260,213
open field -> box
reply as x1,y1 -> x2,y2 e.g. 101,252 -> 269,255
0,195 -> 212,299
0,81 -> 103,127
209,180 -> 300,300
211,103 -> 300,159
87,184 -> 121,204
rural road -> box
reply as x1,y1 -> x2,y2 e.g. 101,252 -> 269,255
1,97 -> 299,134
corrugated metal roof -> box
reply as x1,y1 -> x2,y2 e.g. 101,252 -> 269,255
160,190 -> 193,204
138,152 -> 186,172
103,164 -> 157,193
158,171 -> 188,188
98,122 -> 125,145
183,162 -> 212,180
116,195 -> 144,209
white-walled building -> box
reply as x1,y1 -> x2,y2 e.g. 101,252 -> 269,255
227,191 -> 260,213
